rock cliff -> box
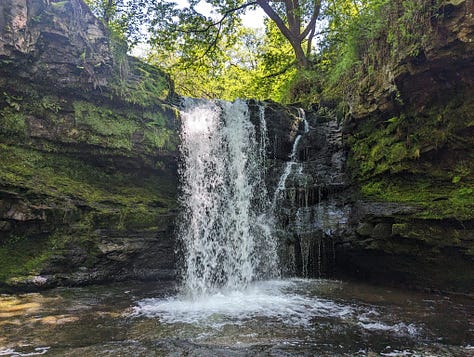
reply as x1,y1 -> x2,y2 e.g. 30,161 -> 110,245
0,0 -> 178,290
275,0 -> 473,293
341,0 -> 473,293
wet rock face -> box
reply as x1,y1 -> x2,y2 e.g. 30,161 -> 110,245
262,105 -> 352,278
394,0 -> 474,111
248,100 -> 301,160
263,1 -> 474,293
336,200 -> 474,293
349,0 -> 474,119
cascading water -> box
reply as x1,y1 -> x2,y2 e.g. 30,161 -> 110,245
272,108 -> 309,210
178,98 -> 277,296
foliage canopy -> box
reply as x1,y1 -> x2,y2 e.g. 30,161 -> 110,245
83,0 -> 426,104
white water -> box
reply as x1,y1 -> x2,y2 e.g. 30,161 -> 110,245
137,279 -> 352,327
177,99 -> 277,296
272,109 -> 309,209
136,278 -> 420,337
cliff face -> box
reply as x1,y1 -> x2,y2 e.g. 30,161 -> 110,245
0,0 -> 178,290
272,0 -> 473,293
340,0 -> 473,292
0,0 -> 112,88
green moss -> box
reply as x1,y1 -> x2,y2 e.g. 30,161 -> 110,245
0,54 -> 178,285
364,238 -> 423,255
144,127 -> 177,152
319,0 -> 443,102
51,1 -> 69,11
0,234 -> 53,282
111,60 -> 171,107
360,176 -> 474,220
0,143 -> 177,210
71,101 -> 178,152
347,113 -> 435,177
349,94 -> 473,221
0,108 -> 26,137
143,111 -> 168,126
0,140 -> 178,282
73,101 -> 139,150
40,95 -> 62,113
116,204 -> 166,230
392,223 -> 462,245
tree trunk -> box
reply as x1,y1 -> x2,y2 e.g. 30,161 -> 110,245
257,0 -> 311,69
292,41 -> 309,68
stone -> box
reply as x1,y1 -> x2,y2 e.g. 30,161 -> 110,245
0,0 -> 113,89
0,221 -> 12,231
356,222 -> 374,237
371,223 -> 393,240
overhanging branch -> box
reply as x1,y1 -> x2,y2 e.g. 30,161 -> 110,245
300,0 -> 322,41
180,1 -> 257,34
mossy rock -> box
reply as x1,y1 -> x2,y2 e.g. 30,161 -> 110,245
0,141 -> 178,286
356,222 -> 374,237
392,222 -> 472,248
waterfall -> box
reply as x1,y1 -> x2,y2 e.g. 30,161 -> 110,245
178,98 -> 277,296
272,109 -> 308,209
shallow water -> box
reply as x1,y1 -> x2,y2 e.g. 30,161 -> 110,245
0,279 -> 473,356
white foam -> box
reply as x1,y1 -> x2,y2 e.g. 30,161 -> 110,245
380,351 -> 416,356
135,279 -> 423,339
135,279 -> 352,327
0,347 -> 50,356
357,321 -> 419,336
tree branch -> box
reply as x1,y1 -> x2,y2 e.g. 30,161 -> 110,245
306,21 -> 316,56
299,0 -> 321,41
262,60 -> 296,78
284,0 -> 297,33
256,0 -> 296,42
180,1 -> 257,34
293,0 -> 301,32
202,19 -> 223,58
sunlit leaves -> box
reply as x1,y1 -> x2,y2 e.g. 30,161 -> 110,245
82,0 -> 399,104
148,19 -> 297,102
84,0 -> 147,47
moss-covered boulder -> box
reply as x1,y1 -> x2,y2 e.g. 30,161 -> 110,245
0,0 -> 179,290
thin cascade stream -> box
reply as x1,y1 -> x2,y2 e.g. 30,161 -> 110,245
272,108 -> 309,210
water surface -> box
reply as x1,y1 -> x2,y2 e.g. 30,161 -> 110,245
1,278 -> 473,356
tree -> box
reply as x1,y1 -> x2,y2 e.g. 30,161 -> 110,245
83,0 -> 388,102
256,0 -> 322,68
147,19 -> 297,101
83,0 -> 144,47
147,1 -> 323,69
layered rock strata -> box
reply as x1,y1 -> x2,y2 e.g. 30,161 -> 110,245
0,0 -> 178,290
